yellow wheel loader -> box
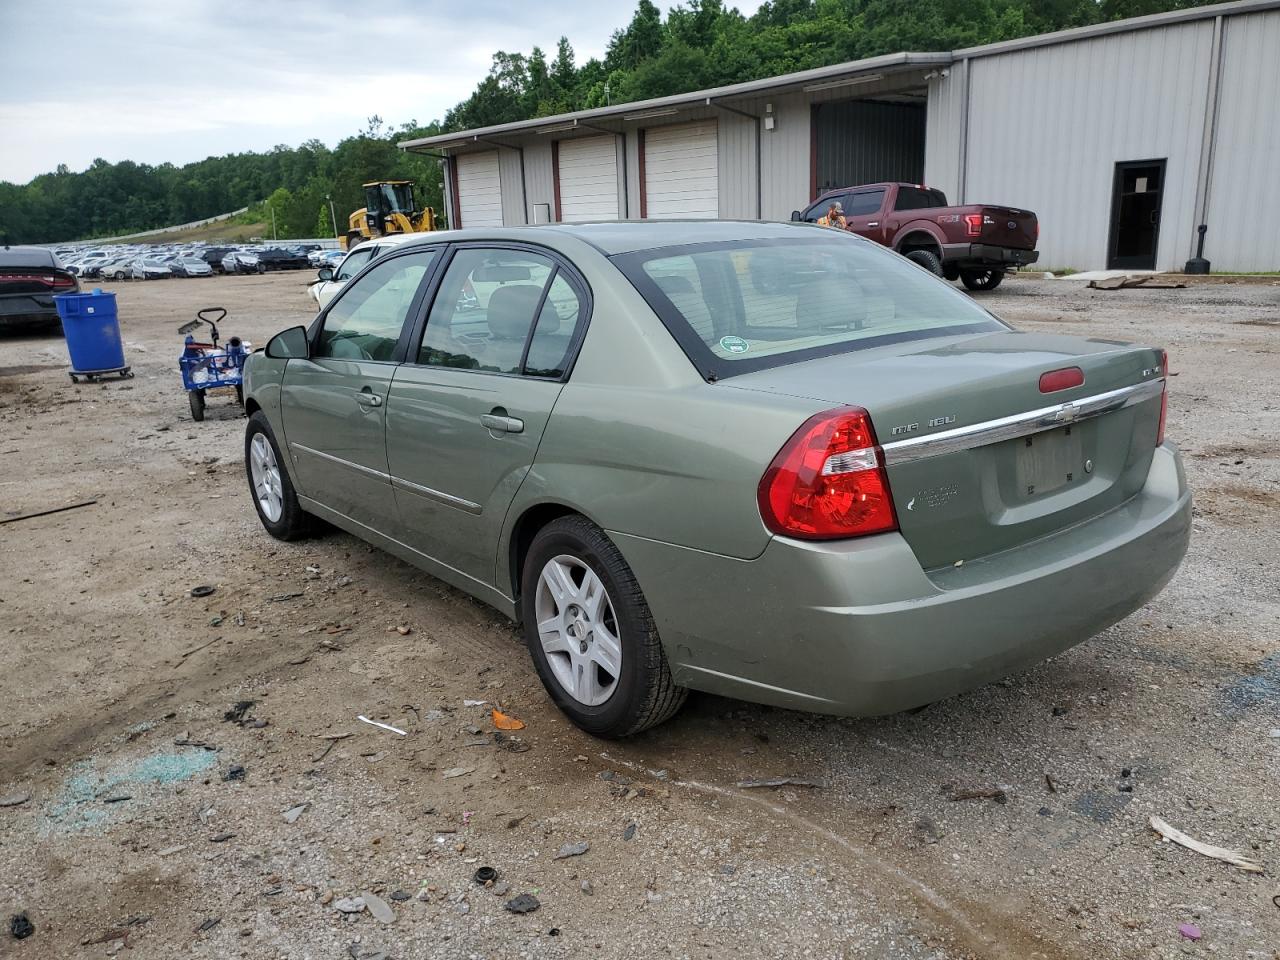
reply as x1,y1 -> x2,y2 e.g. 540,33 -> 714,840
343,180 -> 437,249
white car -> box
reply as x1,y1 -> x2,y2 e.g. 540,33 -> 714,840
222,251 -> 263,275
308,248 -> 344,268
308,234 -> 421,308
130,258 -> 172,280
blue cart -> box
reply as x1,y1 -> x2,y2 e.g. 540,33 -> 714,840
178,307 -> 250,422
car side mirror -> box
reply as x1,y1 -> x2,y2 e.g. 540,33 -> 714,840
265,325 -> 310,360
317,266 -> 334,281
790,210 -> 801,222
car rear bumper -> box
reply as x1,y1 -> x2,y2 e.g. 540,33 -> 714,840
941,243 -> 1039,268
0,294 -> 60,326
614,443 -> 1190,716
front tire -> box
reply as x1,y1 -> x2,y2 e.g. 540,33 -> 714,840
960,268 -> 1004,291
244,411 -> 312,541
521,516 -> 686,738
188,389 -> 205,422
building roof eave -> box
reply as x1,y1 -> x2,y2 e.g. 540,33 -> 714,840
398,51 -> 952,152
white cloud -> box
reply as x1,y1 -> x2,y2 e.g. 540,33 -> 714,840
2,0 -> 768,183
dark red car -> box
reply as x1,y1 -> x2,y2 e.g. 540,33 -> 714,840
793,182 -> 1038,291
0,246 -> 79,331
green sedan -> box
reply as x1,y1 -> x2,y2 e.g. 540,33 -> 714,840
242,221 -> 1191,738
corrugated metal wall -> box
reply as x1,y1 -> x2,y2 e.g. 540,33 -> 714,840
1205,10 -> 1280,270
717,111 -> 757,219
964,20 -> 1215,270
924,60 -> 966,200
813,101 -> 925,194
523,141 -> 554,223
496,147 -> 526,225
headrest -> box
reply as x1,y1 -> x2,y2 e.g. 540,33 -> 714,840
653,274 -> 696,299
485,285 -> 545,339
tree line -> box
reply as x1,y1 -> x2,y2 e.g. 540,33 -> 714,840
0,0 -> 1208,245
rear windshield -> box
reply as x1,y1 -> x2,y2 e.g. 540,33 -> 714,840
613,235 -> 1005,380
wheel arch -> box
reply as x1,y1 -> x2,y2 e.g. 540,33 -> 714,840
504,500 -> 600,607
894,227 -> 944,257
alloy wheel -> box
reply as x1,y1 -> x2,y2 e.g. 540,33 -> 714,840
534,555 -> 622,706
249,433 -> 283,522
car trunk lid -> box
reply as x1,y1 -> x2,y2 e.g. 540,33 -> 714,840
724,331 -> 1165,570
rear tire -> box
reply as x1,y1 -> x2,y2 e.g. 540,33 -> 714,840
905,249 -> 944,276
521,515 -> 687,738
960,269 -> 1004,291
189,389 -> 205,422
245,411 -> 312,541
346,233 -> 365,251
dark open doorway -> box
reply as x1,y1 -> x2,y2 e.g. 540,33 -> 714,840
1108,159 -> 1165,270
811,99 -> 926,200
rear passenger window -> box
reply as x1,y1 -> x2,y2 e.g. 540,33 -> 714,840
418,248 -> 583,378
335,247 -> 374,280
524,274 -> 580,378
844,190 -> 884,216
894,187 -> 940,211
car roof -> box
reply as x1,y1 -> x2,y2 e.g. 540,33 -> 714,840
1,245 -> 58,267
395,220 -> 825,257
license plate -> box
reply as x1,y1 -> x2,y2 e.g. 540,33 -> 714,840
1016,427 -> 1082,497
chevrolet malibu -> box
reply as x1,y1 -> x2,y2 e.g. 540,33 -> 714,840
242,222 -> 1191,738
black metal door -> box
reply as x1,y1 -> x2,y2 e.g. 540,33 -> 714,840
1107,160 -> 1166,270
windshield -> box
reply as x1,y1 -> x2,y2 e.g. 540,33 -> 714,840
614,236 -> 1006,379
378,182 -> 415,214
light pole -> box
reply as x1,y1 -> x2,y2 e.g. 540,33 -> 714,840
326,195 -> 339,240
270,203 -> 278,241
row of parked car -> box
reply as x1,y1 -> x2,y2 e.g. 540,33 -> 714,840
55,242 -> 339,282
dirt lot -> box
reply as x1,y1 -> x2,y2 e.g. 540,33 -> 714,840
1,271 -> 1278,960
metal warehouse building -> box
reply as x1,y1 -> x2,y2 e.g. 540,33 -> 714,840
401,0 -> 1280,272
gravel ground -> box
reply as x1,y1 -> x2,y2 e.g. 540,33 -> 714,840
0,271 -> 1277,960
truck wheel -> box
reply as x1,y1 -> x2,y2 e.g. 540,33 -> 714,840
346,233 -> 365,250
961,269 -> 1004,291
905,250 -> 944,276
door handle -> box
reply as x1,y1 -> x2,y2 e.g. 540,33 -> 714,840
480,412 -> 524,434
867,221 -> 879,227
354,391 -> 382,408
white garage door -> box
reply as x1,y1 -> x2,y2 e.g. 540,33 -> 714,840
644,121 -> 718,219
558,136 -> 619,221
455,151 -> 503,228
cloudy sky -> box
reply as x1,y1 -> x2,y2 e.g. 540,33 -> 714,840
0,0 -> 757,185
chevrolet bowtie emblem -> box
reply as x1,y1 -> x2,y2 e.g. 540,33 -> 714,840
1054,403 -> 1078,423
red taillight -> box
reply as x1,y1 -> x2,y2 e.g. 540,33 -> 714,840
1156,349 -> 1168,445
964,214 -> 983,237
0,272 -> 75,288
1039,366 -> 1084,393
758,407 -> 898,540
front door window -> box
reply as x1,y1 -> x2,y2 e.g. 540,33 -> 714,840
317,249 -> 439,361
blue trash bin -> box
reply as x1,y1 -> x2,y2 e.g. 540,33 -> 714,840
54,289 -> 132,381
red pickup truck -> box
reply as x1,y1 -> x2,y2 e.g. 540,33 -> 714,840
792,182 -> 1038,291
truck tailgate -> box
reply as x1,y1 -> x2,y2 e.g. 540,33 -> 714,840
978,207 -> 1037,250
